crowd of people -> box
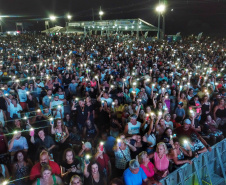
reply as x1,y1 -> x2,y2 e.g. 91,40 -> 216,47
0,33 -> 225,185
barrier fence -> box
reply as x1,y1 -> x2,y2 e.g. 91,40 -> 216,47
160,139 -> 226,185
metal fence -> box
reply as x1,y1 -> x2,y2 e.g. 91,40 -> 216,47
160,139 -> 226,185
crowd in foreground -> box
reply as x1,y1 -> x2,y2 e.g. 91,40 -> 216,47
0,33 -> 225,185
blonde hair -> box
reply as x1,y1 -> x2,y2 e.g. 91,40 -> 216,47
41,164 -> 52,175
156,142 -> 168,154
137,151 -> 147,164
70,175 -> 83,185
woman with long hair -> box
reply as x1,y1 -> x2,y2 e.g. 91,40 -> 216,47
161,127 -> 174,149
12,150 -> 32,185
60,148 -> 82,184
50,118 -> 69,144
63,113 -> 74,132
26,93 -> 39,112
50,118 -> 70,160
94,144 -> 112,180
84,160 -> 107,185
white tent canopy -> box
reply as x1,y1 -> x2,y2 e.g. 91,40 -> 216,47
41,26 -> 64,33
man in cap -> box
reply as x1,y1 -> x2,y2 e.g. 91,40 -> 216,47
123,159 -> 152,185
175,102 -> 185,120
175,119 -> 211,156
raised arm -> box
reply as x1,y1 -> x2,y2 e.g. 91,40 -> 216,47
147,119 -> 154,136
50,122 -> 55,134
135,104 -> 141,117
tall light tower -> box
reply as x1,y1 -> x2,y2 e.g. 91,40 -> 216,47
0,16 -> 2,32
99,7 -> 104,20
66,14 -> 72,34
49,15 -> 56,28
156,4 -> 165,39
67,14 -> 72,22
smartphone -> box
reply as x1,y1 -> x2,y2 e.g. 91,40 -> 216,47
184,140 -> 188,146
99,142 -> 104,152
85,155 -> 90,164
117,139 -> 122,147
30,128 -> 35,137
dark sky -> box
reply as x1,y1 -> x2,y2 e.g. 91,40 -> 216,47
0,0 -> 225,36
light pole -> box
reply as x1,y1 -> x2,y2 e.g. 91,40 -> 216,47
156,4 -> 165,39
66,14 -> 72,35
67,14 -> 72,22
0,16 -> 2,32
49,15 -> 56,28
99,7 -> 104,21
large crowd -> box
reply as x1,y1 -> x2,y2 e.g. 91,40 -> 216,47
0,33 -> 225,185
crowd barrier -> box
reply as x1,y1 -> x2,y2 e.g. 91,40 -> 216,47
160,139 -> 226,185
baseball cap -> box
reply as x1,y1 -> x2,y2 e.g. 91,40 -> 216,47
178,102 -> 184,106
84,142 -> 92,149
184,119 -> 191,125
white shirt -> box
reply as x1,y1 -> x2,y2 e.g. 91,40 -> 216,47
17,89 -> 27,102
36,82 -> 44,94
127,121 -> 141,135
9,103 -> 22,118
51,100 -> 64,118
8,136 -> 28,152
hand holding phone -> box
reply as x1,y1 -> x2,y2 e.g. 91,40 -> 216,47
30,128 -> 35,137
99,142 -> 104,152
85,154 -> 91,165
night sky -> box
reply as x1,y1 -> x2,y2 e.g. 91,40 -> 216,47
0,0 -> 225,36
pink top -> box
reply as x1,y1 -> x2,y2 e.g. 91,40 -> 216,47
140,162 -> 155,183
90,80 -> 97,87
154,152 -> 169,171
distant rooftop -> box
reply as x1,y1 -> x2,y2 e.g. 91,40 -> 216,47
67,18 -> 158,32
